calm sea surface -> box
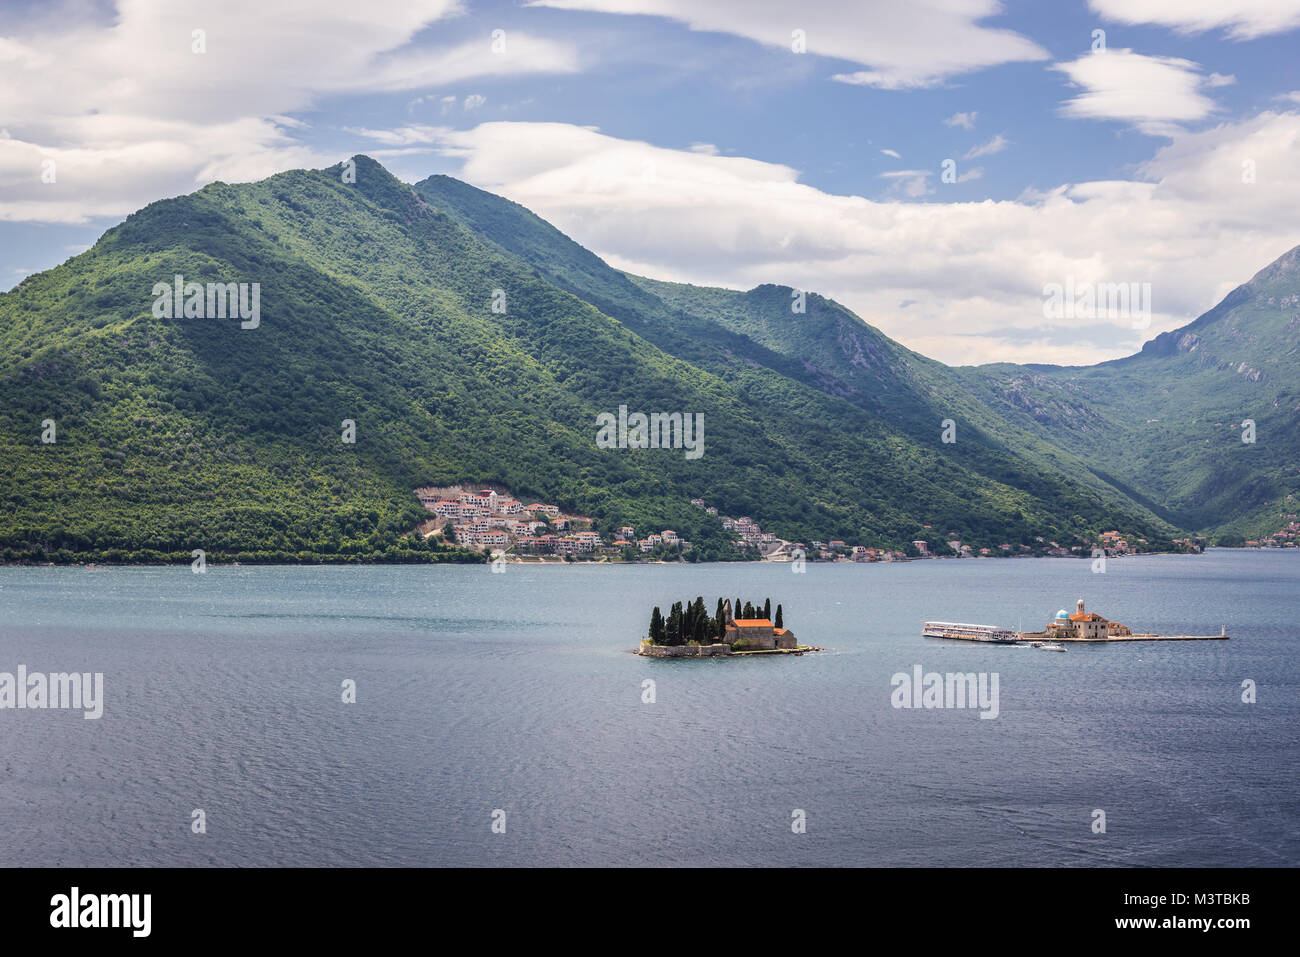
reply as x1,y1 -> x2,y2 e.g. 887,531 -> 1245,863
1,550 -> 1296,867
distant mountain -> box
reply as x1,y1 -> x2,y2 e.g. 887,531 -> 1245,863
2,155 -> 1282,564
959,248 -> 1300,541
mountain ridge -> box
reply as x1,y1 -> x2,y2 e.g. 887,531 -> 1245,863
0,155 -> 1292,563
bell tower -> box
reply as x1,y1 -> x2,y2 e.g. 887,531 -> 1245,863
1077,598 -> 1085,615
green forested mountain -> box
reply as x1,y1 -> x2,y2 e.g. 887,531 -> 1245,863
414,171 -> 1300,545
0,155 -> 1286,563
957,250 -> 1300,542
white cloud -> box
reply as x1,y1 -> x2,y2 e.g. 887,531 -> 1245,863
1052,50 -> 1224,135
964,134 -> 1008,158
878,169 -> 932,197
343,125 -> 450,146
944,111 -> 978,130
1088,0 -> 1300,40
688,142 -> 719,154
880,148 -> 901,158
0,0 -> 578,223
350,35 -> 578,93
414,112 -> 1300,365
528,0 -> 1047,89
463,94 -> 487,111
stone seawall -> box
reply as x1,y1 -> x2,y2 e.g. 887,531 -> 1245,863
1016,631 -> 1229,642
637,642 -> 732,657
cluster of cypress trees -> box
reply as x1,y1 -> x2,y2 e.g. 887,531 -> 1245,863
647,596 -> 784,645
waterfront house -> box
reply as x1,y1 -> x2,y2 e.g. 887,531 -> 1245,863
724,617 -> 798,650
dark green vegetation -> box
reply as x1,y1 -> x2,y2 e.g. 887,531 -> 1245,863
954,250 -> 1300,543
0,155 -> 1290,563
646,596 -> 780,646
413,173 -> 1192,552
621,255 -> 1299,547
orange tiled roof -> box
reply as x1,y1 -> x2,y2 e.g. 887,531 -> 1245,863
732,618 -> 773,627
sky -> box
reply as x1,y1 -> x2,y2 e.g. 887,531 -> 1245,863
2,0 -> 1300,366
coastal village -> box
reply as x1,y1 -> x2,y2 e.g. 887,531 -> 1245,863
1242,507 -> 1300,548
414,486 -> 1199,563
414,485 -> 664,557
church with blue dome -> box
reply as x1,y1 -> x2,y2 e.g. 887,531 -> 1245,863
1044,599 -> 1131,640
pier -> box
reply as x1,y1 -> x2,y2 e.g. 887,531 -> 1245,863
1015,630 -> 1229,642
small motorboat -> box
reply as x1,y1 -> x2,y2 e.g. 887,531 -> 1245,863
1032,641 -> 1068,652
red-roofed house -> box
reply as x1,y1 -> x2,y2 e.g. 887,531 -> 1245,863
724,616 -> 797,650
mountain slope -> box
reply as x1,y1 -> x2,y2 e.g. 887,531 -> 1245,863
0,157 -> 1199,562
417,169 -> 1296,543
416,173 -> 1179,534
960,248 -> 1300,540
621,274 -> 1174,528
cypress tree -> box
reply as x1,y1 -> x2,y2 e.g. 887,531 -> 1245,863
714,597 -> 725,637
764,598 -> 771,620
743,601 -> 754,619
734,597 -> 742,621
667,601 -> 683,645
650,606 -> 665,643
774,604 -> 783,629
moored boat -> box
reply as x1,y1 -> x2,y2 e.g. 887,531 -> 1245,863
922,620 -> 1018,642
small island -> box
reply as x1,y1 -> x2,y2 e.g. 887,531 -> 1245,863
922,598 -> 1230,644
638,597 -> 819,657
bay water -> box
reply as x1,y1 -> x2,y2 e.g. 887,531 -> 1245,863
1,549 -> 1295,866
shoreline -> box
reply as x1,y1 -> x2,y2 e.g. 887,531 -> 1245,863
1014,632 -> 1230,642
4,548 -> 1274,569
636,642 -> 823,658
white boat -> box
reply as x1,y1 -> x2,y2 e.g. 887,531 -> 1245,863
1029,641 -> 1068,652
